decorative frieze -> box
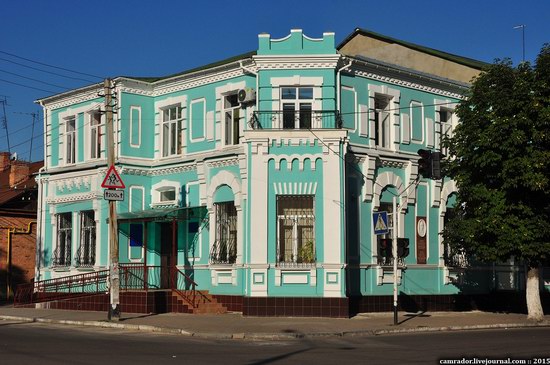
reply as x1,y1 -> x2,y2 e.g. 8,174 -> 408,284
205,158 -> 239,168
46,191 -> 100,204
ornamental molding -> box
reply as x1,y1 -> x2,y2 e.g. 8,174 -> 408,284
46,88 -> 103,110
377,158 -> 407,169
205,158 -> 239,168
351,69 -> 464,99
46,191 -> 100,204
118,86 -> 153,96
121,164 -> 196,176
152,69 -> 246,97
54,176 -> 92,192
254,55 -> 340,70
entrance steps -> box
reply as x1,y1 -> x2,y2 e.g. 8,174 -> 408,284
170,290 -> 227,314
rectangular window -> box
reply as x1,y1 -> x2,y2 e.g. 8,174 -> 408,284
276,195 -> 315,266
161,106 -> 182,157
65,117 -> 76,164
281,87 -> 313,129
374,96 -> 390,148
439,108 -> 453,155
160,188 -> 176,202
376,202 -> 393,266
223,94 -> 240,146
210,202 -> 237,264
90,112 -> 102,159
55,213 -> 72,266
77,211 -> 96,267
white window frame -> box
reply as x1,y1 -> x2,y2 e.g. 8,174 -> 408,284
151,180 -> 180,207
189,98 -> 206,143
276,195 -> 316,267
129,106 -> 141,148
88,110 -> 103,160
374,94 -> 391,149
155,96 -> 187,159
222,93 -> 241,146
77,210 -> 96,267
54,212 -> 72,267
160,105 -> 182,157
65,116 -> 76,164
271,76 -> 323,129
368,84 -> 400,151
280,86 -> 314,130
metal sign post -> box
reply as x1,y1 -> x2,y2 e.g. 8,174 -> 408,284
392,196 -> 398,326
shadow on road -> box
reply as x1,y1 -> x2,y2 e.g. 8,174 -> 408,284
398,311 -> 431,325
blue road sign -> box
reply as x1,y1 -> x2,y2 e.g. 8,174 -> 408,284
373,211 -> 389,235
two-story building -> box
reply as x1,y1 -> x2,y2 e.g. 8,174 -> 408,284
32,29 -> 516,317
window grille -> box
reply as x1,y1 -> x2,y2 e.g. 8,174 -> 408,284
210,202 -> 237,264
76,210 -> 96,267
54,213 -> 72,267
276,195 -> 315,267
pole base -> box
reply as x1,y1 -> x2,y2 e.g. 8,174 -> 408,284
108,304 -> 121,321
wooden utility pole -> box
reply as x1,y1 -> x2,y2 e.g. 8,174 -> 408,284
105,78 -> 121,321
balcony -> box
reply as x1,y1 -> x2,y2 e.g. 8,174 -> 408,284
251,110 -> 342,130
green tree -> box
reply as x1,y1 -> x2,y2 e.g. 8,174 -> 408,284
444,45 -> 550,321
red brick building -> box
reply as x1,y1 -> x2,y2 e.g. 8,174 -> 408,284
0,152 -> 43,301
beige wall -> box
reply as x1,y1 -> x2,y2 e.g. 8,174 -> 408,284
340,35 -> 481,84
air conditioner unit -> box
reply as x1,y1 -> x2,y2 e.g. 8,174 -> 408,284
237,88 -> 256,103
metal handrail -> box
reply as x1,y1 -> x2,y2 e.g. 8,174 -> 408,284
14,269 -> 109,306
170,266 -> 210,308
251,110 -> 343,130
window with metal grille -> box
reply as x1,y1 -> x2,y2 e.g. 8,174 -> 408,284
281,87 -> 313,129
276,195 -> 315,266
161,106 -> 182,157
77,210 -> 96,267
54,213 -> 72,266
210,202 -> 237,264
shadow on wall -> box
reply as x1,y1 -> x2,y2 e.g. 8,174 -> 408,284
0,247 -> 30,303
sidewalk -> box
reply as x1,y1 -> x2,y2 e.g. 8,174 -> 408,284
1,306 -> 549,340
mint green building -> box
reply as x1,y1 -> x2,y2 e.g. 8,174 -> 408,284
33,29 -> 518,316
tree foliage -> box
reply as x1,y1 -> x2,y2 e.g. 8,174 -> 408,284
443,45 -> 550,268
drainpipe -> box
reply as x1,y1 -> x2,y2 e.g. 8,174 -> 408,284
239,61 -> 258,130
1,221 -> 35,299
336,58 -> 353,113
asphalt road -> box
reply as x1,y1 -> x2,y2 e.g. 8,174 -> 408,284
0,320 -> 549,364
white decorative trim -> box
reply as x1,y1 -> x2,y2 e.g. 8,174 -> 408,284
129,186 -> 145,212
352,68 -> 465,99
410,101 -> 424,144
46,192 -> 100,204
205,157 -> 239,168
189,98 -> 206,142
155,95 -> 188,159
151,180 -> 181,207
253,54 -> 340,70
273,182 -> 317,195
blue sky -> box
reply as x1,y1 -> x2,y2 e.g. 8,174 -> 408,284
0,0 -> 548,162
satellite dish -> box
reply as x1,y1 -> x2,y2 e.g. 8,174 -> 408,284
9,152 -> 17,161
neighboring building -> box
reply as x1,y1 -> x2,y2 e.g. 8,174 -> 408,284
33,28 -> 525,316
0,152 -> 42,301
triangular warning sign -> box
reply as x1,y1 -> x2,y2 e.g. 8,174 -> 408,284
101,165 -> 125,189
375,214 -> 387,232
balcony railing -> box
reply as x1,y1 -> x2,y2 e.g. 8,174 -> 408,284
251,110 -> 342,130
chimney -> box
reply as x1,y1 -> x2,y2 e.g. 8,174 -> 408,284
9,160 -> 30,187
0,152 -> 10,171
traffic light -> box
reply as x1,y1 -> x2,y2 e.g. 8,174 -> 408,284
431,152 -> 444,180
397,238 -> 410,258
378,238 -> 392,258
417,149 -> 432,179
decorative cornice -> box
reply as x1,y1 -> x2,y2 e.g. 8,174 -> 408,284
377,158 -> 407,169
47,191 -> 100,204
55,176 -> 92,192
152,69 -> 246,97
121,164 -> 196,176
253,55 -> 340,70
351,68 -> 464,99
45,88 -> 103,110
205,158 -> 239,168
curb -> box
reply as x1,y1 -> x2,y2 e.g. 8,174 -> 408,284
1,315 -> 549,340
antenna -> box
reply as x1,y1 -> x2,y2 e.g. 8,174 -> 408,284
513,24 -> 526,63
0,96 -> 10,152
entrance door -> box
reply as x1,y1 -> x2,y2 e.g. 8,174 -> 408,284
159,222 -> 176,289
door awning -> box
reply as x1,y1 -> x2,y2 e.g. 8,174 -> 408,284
116,206 -> 207,223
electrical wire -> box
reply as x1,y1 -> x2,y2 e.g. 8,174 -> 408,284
0,69 -> 70,90
0,50 -> 103,80
0,57 -> 98,84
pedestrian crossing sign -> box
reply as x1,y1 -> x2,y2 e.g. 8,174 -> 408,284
101,165 -> 125,189
373,211 -> 389,235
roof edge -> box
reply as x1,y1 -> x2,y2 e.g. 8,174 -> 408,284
338,28 -> 489,70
